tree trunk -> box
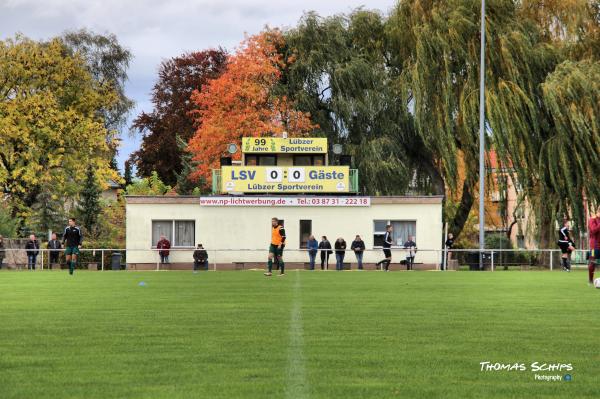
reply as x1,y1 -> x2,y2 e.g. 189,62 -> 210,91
450,177 -> 476,240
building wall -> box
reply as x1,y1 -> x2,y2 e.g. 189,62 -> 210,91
126,197 -> 443,266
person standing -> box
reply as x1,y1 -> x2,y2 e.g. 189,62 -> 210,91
157,235 -> 171,264
376,225 -> 393,271
63,218 -> 83,275
351,235 -> 365,270
334,237 -> 347,271
443,233 -> 454,270
47,232 -> 62,270
307,235 -> 318,270
265,217 -> 286,277
318,236 -> 332,270
588,209 -> 600,285
25,234 -> 40,270
404,235 -> 417,270
557,219 -> 575,272
193,244 -> 209,272
0,235 -> 6,269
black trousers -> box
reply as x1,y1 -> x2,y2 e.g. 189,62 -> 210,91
320,252 -> 330,270
49,253 -> 60,268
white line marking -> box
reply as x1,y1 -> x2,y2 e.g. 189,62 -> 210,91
285,270 -> 308,399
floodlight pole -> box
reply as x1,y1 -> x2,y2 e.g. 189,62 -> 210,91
478,0 -> 486,270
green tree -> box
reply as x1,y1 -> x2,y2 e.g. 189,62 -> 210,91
282,11 -> 442,196
123,160 -> 133,187
125,171 -> 171,196
0,202 -> 20,238
174,135 -> 205,195
62,29 -> 134,131
78,165 -> 102,238
27,184 -> 66,236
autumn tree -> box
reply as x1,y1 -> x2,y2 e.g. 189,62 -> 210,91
131,49 -> 227,185
187,30 -> 318,185
0,35 -> 121,224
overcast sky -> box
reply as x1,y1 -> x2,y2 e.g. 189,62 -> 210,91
1,0 -> 397,171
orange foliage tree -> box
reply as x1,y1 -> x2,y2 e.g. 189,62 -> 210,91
187,30 -> 318,185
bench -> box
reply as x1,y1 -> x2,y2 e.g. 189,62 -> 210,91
233,262 -> 245,270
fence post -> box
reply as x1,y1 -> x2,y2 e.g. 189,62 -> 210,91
41,249 -> 44,271
213,249 -> 217,272
549,250 -> 553,271
101,249 -> 104,271
491,250 -> 494,272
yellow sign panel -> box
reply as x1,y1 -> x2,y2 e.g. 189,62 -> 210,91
242,137 -> 327,154
221,166 -> 349,193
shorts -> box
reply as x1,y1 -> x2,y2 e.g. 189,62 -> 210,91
383,248 -> 392,258
269,244 -> 283,257
589,249 -> 600,260
65,246 -> 80,256
558,242 -> 572,254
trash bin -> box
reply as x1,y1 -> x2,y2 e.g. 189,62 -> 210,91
466,252 -> 481,271
466,252 -> 493,270
111,252 -> 121,271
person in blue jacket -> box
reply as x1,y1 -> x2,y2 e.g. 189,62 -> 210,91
307,235 -> 318,270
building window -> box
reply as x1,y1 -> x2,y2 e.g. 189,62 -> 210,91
373,220 -> 416,247
245,155 -> 277,166
293,155 -> 325,166
152,220 -> 195,247
299,220 -> 312,248
152,221 -> 172,245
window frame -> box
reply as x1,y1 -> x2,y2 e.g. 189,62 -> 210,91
299,220 -> 312,249
373,219 -> 416,249
151,219 -> 196,248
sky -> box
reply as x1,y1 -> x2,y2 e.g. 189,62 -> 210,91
0,0 -> 398,172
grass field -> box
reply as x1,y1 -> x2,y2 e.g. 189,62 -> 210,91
0,270 -> 598,399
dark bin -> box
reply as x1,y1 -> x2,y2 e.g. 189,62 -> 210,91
466,252 -> 493,270
111,252 -> 122,271
466,252 -> 482,271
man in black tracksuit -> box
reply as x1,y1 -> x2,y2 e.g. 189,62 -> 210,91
557,219 -> 575,272
63,218 -> 83,275
376,225 -> 393,271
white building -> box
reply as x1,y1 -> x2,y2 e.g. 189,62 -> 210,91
125,195 -> 443,270
125,136 -> 443,270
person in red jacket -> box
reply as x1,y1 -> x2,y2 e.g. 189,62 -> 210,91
157,235 -> 171,264
588,208 -> 600,286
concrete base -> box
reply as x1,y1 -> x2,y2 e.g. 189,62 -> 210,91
125,262 -> 439,271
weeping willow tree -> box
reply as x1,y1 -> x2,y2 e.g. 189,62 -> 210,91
281,10 -> 444,196
484,0 -> 600,244
282,0 -> 599,242
387,0 -> 599,242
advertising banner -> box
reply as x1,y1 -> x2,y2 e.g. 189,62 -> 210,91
242,137 -> 328,154
200,196 -> 370,207
220,166 -> 349,193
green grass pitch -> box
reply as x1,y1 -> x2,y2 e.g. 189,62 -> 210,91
0,270 -> 598,398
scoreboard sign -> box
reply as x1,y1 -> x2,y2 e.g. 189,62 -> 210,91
221,166 -> 349,193
242,137 -> 328,154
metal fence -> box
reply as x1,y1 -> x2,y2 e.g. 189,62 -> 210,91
0,247 -> 593,272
